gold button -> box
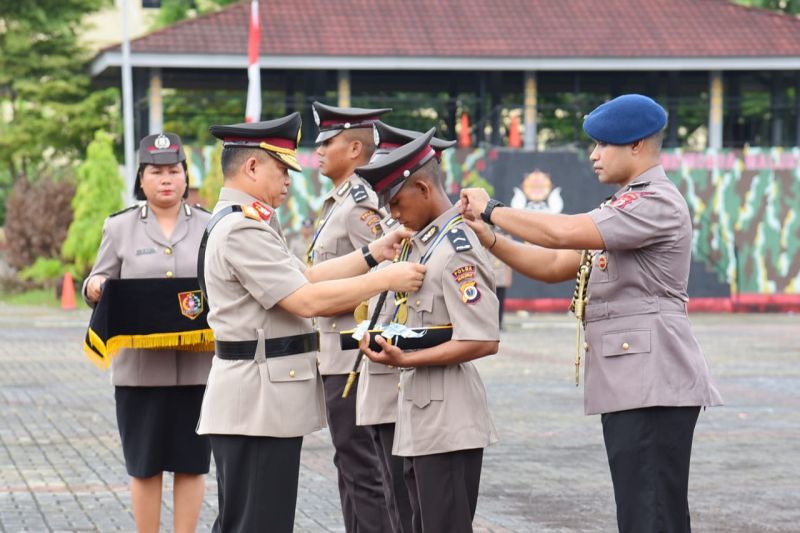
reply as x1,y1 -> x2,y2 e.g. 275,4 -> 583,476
397,383 -> 401,390
165,247 -> 173,255
622,342 -> 630,350
388,365 -> 395,369
166,271 -> 174,278
583,342 -> 589,350
415,300 -> 421,306
289,370 -> 296,378
331,323 -> 337,330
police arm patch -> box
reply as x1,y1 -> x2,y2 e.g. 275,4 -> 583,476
360,209 -> 383,235
446,228 -> 472,252
459,280 -> 481,304
612,191 -> 654,209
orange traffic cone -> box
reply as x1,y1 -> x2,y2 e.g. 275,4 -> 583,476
61,272 -> 76,310
508,114 -> 521,148
458,113 -> 472,148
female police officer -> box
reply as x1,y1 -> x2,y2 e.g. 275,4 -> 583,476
83,133 -> 212,533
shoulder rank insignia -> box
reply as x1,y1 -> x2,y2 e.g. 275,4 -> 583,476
109,205 -> 139,218
251,201 -> 273,222
350,184 -> 369,204
337,181 -> 352,197
628,181 -> 651,189
183,203 -> 192,216
446,227 -> 472,252
419,225 -> 438,244
242,205 -> 261,221
612,191 -> 655,209
139,204 -> 149,219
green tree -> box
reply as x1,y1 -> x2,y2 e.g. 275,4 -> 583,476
152,0 -> 241,30
0,0 -> 119,220
731,0 -> 800,14
199,143 -> 224,207
62,131 -> 125,276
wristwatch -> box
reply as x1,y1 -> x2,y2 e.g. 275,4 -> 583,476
480,199 -> 505,224
361,245 -> 379,268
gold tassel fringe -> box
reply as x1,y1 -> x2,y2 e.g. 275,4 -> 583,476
83,328 -> 215,369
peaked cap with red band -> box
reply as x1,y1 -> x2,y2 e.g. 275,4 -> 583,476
312,101 -> 391,144
354,128 -> 436,208
373,121 -> 456,159
209,112 -> 302,172
138,132 -> 185,166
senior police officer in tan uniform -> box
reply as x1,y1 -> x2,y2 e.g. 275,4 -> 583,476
309,101 -> 395,532
196,112 -> 426,533
355,121 -> 457,533
356,130 -> 500,533
460,94 -> 723,533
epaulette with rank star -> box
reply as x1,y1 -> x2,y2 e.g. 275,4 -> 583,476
241,205 -> 261,221
446,227 -> 472,252
108,205 -> 139,218
350,184 -> 369,204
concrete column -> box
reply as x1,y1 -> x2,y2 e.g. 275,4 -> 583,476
523,71 -> 538,150
708,70 -> 724,150
337,70 -> 350,108
148,68 -> 163,134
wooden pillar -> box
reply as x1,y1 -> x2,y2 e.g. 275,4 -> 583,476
523,71 -> 538,150
708,70 -> 724,150
148,68 -> 163,134
337,70 -> 351,108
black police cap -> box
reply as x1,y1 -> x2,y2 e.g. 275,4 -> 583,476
312,101 -> 391,143
138,133 -> 185,166
209,112 -> 303,171
373,121 -> 456,157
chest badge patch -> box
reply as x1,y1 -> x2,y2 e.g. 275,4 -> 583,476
460,281 -> 481,304
178,290 -> 204,320
596,254 -> 608,271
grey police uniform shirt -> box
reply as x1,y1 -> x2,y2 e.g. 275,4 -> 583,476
310,174 -> 383,375
388,205 -> 500,457
82,202 -> 213,387
585,164 -> 723,416
196,187 -> 326,438
355,215 -> 404,426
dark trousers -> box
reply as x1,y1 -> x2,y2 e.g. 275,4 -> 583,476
209,434 -> 303,533
323,374 -> 392,533
404,448 -> 483,533
495,287 -> 507,328
602,406 -> 701,533
368,423 -> 414,533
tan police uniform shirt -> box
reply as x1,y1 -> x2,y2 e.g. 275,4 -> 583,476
196,187 -> 326,437
82,202 -> 213,387
310,174 -> 383,375
585,165 -> 723,415
391,205 -> 500,457
355,215 -> 404,426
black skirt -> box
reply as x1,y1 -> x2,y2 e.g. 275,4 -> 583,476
115,385 -> 211,478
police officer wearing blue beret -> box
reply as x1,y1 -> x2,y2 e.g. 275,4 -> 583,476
460,94 -> 723,532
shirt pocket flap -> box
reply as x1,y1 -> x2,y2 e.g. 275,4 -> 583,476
265,355 -> 315,382
407,293 -> 434,313
314,238 -> 338,256
368,362 -> 400,375
601,329 -> 651,357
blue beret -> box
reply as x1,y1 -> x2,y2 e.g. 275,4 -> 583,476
583,94 -> 667,145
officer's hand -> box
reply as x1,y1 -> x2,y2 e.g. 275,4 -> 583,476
360,333 -> 405,366
381,263 -> 426,293
85,275 -> 108,303
462,217 -> 496,249
369,227 -> 414,262
460,188 -> 491,220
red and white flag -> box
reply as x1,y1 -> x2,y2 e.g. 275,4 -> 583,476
245,0 -> 261,123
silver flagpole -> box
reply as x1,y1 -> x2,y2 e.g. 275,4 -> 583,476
119,0 -> 135,203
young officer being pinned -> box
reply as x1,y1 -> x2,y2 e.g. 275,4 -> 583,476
354,129 -> 500,533
459,94 -> 723,533
354,120 -> 457,533
309,101 -> 395,532
195,112 -> 426,533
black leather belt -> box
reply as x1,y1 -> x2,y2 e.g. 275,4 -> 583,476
215,332 -> 319,360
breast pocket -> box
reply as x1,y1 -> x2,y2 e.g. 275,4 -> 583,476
313,238 -> 338,262
265,355 -> 316,382
403,366 -> 444,408
601,329 -> 651,357
406,293 -> 434,326
590,250 -> 619,284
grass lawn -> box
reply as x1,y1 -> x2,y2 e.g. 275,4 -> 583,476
0,288 -> 88,309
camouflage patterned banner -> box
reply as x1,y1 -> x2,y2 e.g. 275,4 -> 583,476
185,145 -> 800,296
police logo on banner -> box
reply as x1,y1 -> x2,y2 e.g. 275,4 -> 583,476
178,290 -> 204,320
